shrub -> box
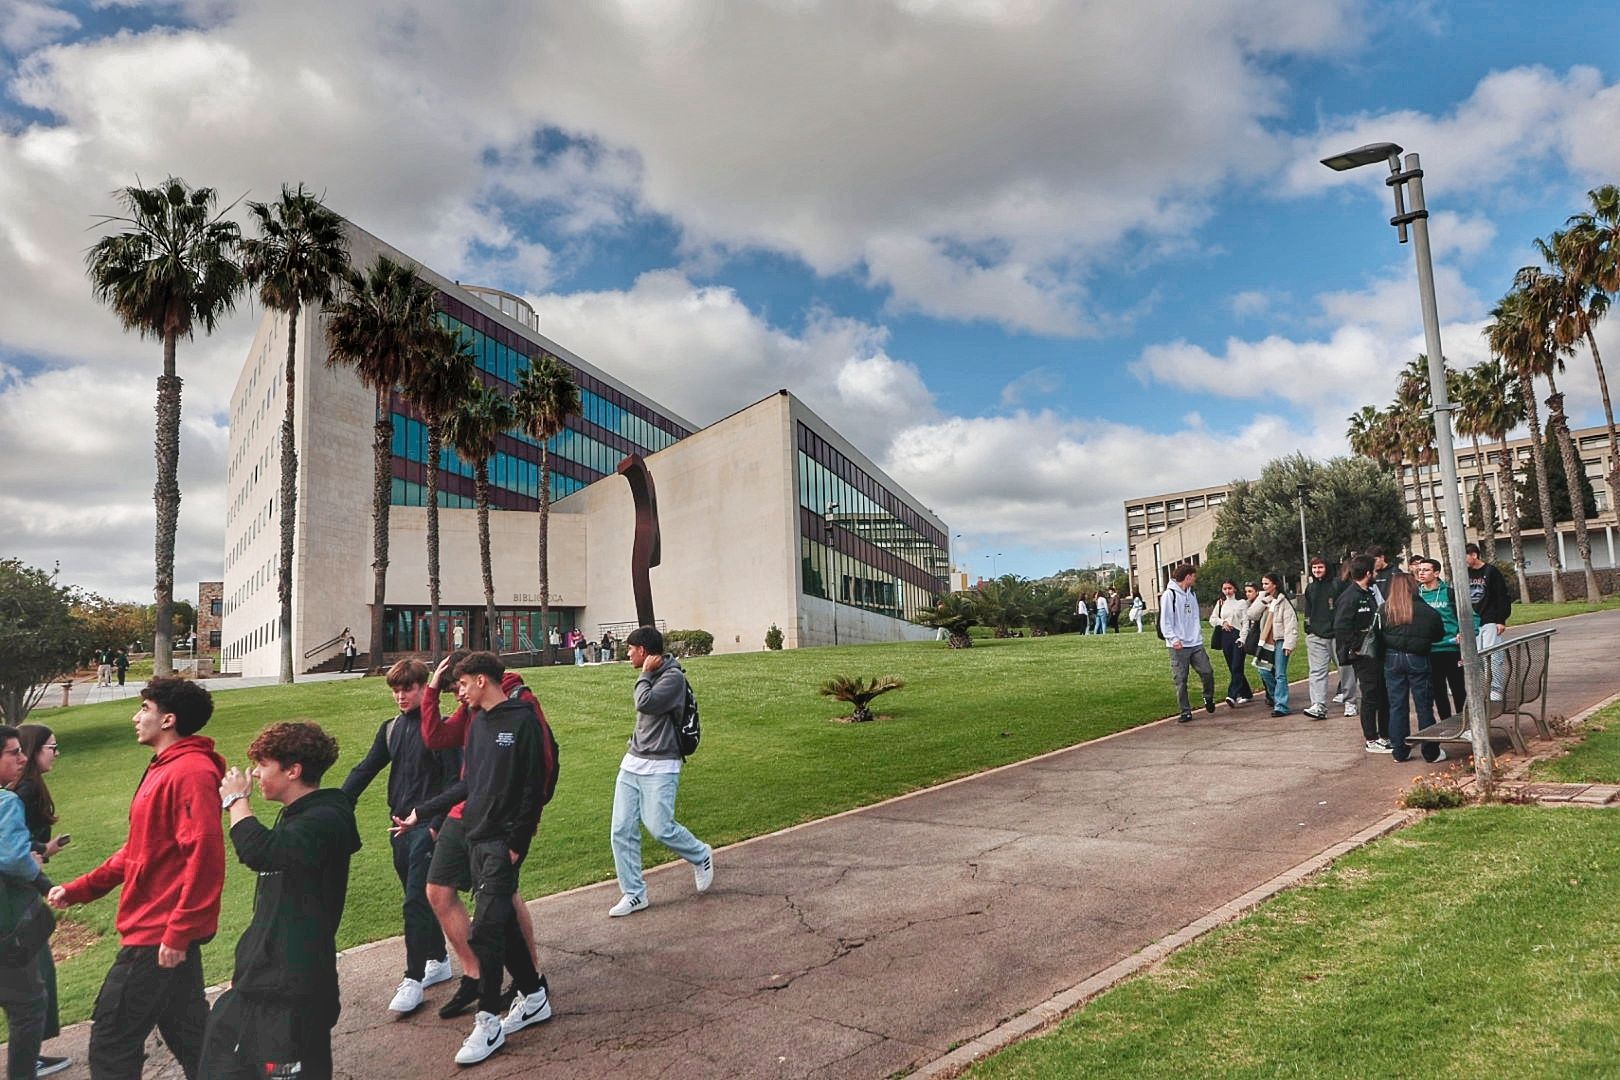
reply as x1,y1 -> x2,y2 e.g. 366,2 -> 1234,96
819,674 -> 904,722
764,624 -> 784,650
666,629 -> 714,657
1399,771 -> 1469,810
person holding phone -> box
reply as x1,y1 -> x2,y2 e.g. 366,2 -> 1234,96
10,725 -> 71,1075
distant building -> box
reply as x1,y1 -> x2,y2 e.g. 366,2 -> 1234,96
197,582 -> 223,651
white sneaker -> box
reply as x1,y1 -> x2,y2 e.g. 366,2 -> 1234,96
501,977 -> 552,1034
1333,692 -> 1346,704
454,1011 -> 506,1065
608,893 -> 646,917
423,957 -> 453,988
1364,739 -> 1388,754
1426,748 -> 1450,763
1375,738 -> 1394,751
388,977 -> 424,1014
694,851 -> 714,893
1344,704 -> 1359,717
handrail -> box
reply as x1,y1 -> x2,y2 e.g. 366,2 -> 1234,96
303,626 -> 350,661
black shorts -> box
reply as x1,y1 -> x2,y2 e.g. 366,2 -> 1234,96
426,815 -> 472,891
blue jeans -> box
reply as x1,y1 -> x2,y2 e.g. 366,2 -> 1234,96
1259,647 -> 1291,712
1093,610 -> 1108,634
1385,650 -> 1435,762
611,770 -> 710,901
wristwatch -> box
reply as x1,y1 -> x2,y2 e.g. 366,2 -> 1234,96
221,792 -> 248,811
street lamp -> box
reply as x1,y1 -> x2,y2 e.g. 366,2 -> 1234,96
1296,481 -> 1310,594
826,502 -> 840,647
1322,141 -> 1490,786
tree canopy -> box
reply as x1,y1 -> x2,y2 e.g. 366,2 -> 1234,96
0,558 -> 92,723
1515,435 -> 1598,530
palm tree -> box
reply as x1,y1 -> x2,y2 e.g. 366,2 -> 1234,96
1458,360 -> 1531,602
1486,287 -> 1565,602
512,353 -> 581,665
240,184 -> 350,683
917,592 -> 978,649
445,382 -> 516,651
1393,360 -> 1443,563
1562,191 -> 1620,517
819,674 -> 905,723
1514,266 -> 1600,599
405,324 -> 477,659
324,256 -> 440,671
1348,403 -> 1414,554
86,177 -> 244,676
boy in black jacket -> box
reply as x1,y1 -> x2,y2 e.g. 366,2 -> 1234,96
1334,555 -> 1391,753
412,652 -> 550,1066
202,722 -> 361,1080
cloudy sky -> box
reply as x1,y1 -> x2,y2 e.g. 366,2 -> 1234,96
3,0 -> 1620,601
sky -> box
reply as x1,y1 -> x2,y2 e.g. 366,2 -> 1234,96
3,0 -> 1620,603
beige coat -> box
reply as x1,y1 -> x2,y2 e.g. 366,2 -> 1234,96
1246,592 -> 1298,651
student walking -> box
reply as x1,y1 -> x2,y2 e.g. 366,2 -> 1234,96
114,648 -> 130,687
1379,574 -> 1446,764
1160,564 -> 1216,724
48,678 -> 226,1080
340,660 -> 459,1015
608,626 -> 714,916
1,723 -> 55,1080
1209,581 -> 1253,708
10,725 -> 71,1077
200,722 -> 360,1080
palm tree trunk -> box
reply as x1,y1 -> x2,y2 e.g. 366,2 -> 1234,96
1583,325 -> 1620,541
369,386 -> 393,673
1471,434 -> 1497,564
476,461 -> 496,651
1545,384 -> 1600,599
153,329 -> 181,677
1522,380 -> 1565,602
538,444 -> 552,665
426,417 -> 443,659
1498,439 -> 1532,603
1415,456 -> 1436,558
277,304 -> 299,684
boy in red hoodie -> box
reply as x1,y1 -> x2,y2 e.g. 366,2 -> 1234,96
48,677 -> 226,1080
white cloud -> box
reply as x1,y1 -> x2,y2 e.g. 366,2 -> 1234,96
0,2 -> 78,53
1230,290 -> 1271,318
999,367 -> 1061,408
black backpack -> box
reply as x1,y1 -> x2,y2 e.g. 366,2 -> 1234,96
673,679 -> 701,758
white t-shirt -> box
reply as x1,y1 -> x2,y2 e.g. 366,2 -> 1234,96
619,752 -> 682,776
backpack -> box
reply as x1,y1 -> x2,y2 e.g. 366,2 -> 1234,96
509,685 -> 561,806
1155,590 -> 1171,640
673,679 -> 701,758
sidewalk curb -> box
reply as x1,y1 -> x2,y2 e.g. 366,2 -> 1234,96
904,808 -> 1420,1080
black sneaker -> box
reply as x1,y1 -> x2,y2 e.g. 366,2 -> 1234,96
438,975 -> 481,1020
1204,695 -> 1217,714
1178,711 -> 1195,723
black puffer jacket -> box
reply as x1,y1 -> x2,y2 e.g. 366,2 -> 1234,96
227,788 -> 361,1023
1379,596 -> 1445,656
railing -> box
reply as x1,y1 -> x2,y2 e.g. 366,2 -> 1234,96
1408,628 -> 1554,755
303,627 -> 350,661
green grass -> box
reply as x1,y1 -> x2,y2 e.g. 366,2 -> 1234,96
1531,701 -> 1620,784
1514,595 -> 1620,625
965,806 -> 1620,1079
24,630 -> 1181,1031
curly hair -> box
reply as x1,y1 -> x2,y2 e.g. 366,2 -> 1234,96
141,677 -> 214,735
247,721 -> 340,785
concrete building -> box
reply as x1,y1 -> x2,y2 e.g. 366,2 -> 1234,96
221,224 -> 946,675
1122,484 -> 1232,592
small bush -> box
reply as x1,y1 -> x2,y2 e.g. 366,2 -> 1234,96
819,674 -> 905,722
666,629 -> 715,657
1399,771 -> 1469,810
764,624 -> 785,650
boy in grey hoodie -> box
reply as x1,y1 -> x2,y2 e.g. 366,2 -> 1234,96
607,626 -> 714,917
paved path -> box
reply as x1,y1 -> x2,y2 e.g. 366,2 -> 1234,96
24,609 -> 1620,1079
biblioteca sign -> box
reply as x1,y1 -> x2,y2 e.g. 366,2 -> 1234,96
511,593 -> 561,604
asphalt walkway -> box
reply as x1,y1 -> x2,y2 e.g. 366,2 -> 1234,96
24,609 -> 1620,1079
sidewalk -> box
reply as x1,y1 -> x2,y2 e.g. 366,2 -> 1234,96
27,609 -> 1620,1079
38,669 -> 366,710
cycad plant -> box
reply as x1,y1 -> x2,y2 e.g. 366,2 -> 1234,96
819,674 -> 905,722
406,323 -> 476,657
917,592 -> 978,649
240,183 -> 350,682
324,256 -> 440,669
512,353 -> 581,664
445,382 -> 516,651
86,177 -> 244,676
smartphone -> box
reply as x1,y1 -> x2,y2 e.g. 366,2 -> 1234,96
56,834 -> 71,846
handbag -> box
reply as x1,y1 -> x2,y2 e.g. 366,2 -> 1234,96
1353,612 -> 1381,659
1241,619 -> 1262,656
0,894 -> 56,966
1255,643 -> 1276,671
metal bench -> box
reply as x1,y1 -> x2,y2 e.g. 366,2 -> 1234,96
1407,627 -> 1554,755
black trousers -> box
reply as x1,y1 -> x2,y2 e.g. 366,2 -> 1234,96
198,989 -> 333,1080
392,827 -> 447,980
469,840 -> 539,1015
88,942 -> 209,1080
1218,634 -> 1254,701
1352,656 -> 1389,742
1430,650 -> 1467,719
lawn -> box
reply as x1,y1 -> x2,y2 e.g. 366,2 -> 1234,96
965,806 -> 1620,1079
1531,700 -> 1620,784
1514,594 -> 1620,625
20,629 -> 1183,1032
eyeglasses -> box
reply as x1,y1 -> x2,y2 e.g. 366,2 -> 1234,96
45,744 -> 60,753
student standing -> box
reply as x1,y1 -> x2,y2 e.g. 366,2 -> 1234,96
1129,593 -> 1145,633
201,722 -> 361,1080
1249,573 -> 1297,717
1465,543 -> 1513,698
1301,556 -> 1345,720
1,724 -> 54,1080
608,626 -> 714,916
1379,574 -> 1445,764
48,678 -> 226,1080
10,725 -> 70,1077
1412,556 -> 1470,726
340,660 -> 459,1014
1334,556 -> 1391,754
114,649 -> 130,687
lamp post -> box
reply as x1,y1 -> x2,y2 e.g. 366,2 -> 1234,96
1296,481 -> 1311,594
826,502 -> 840,647
1322,142 -> 1490,788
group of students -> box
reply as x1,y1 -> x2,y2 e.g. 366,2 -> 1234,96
1075,589 -> 1147,635
1158,542 -> 1512,762
0,624 -> 715,1078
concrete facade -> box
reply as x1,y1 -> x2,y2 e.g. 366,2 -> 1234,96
222,226 -> 946,674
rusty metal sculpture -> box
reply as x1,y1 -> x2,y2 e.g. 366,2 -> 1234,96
617,454 -> 661,628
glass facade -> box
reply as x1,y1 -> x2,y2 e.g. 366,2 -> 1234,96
382,605 -> 575,653
795,422 -> 948,623
388,292 -> 693,510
